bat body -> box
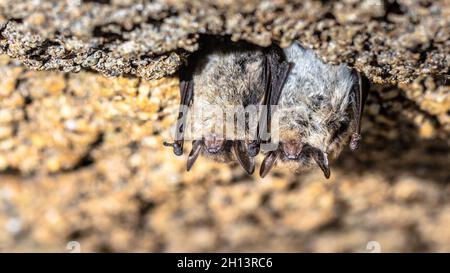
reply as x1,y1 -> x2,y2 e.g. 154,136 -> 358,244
188,45 -> 266,172
260,41 -> 369,178
165,41 -> 290,174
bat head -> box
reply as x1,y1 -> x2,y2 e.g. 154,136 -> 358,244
186,138 -> 256,175
260,96 -> 355,179
260,143 -> 333,179
204,135 -> 226,154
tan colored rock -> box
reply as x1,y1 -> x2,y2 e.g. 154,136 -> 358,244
0,0 -> 448,252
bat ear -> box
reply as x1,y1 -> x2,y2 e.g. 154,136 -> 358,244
186,140 -> 203,171
259,151 -> 279,178
302,145 -> 330,179
310,148 -> 331,179
233,141 -> 256,175
350,71 -> 369,151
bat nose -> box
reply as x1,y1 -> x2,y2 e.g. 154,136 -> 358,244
207,147 -> 220,153
282,141 -> 302,160
205,136 -> 224,154
247,140 -> 260,157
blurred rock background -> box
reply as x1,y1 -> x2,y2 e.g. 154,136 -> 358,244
0,0 -> 449,252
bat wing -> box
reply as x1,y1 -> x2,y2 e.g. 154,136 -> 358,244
258,46 -> 291,149
258,46 -> 290,178
259,46 -> 291,142
163,63 -> 195,156
267,47 -> 291,109
350,71 -> 370,151
242,45 -> 290,159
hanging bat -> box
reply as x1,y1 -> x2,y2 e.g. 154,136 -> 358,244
260,41 -> 369,179
164,41 -> 290,175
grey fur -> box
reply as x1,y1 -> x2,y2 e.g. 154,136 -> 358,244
271,41 -> 357,174
188,47 -> 265,138
185,45 -> 266,168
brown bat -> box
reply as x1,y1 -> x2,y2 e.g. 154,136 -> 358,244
164,40 -> 290,175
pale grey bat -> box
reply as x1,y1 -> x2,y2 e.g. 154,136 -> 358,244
164,42 -> 290,175
260,41 -> 369,178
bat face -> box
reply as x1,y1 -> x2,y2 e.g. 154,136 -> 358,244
260,42 -> 369,179
165,41 -> 288,175
186,138 -> 256,175
262,106 -> 352,179
204,135 -> 226,154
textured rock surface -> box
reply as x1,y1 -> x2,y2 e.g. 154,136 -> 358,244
0,0 -> 448,84
1,0 -> 448,134
0,0 -> 449,252
0,55 -> 449,252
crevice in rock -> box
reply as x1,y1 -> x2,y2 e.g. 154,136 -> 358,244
82,0 -> 111,4
60,132 -> 105,173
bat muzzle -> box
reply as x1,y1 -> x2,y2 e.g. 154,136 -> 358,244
204,136 -> 225,154
281,141 -> 302,160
